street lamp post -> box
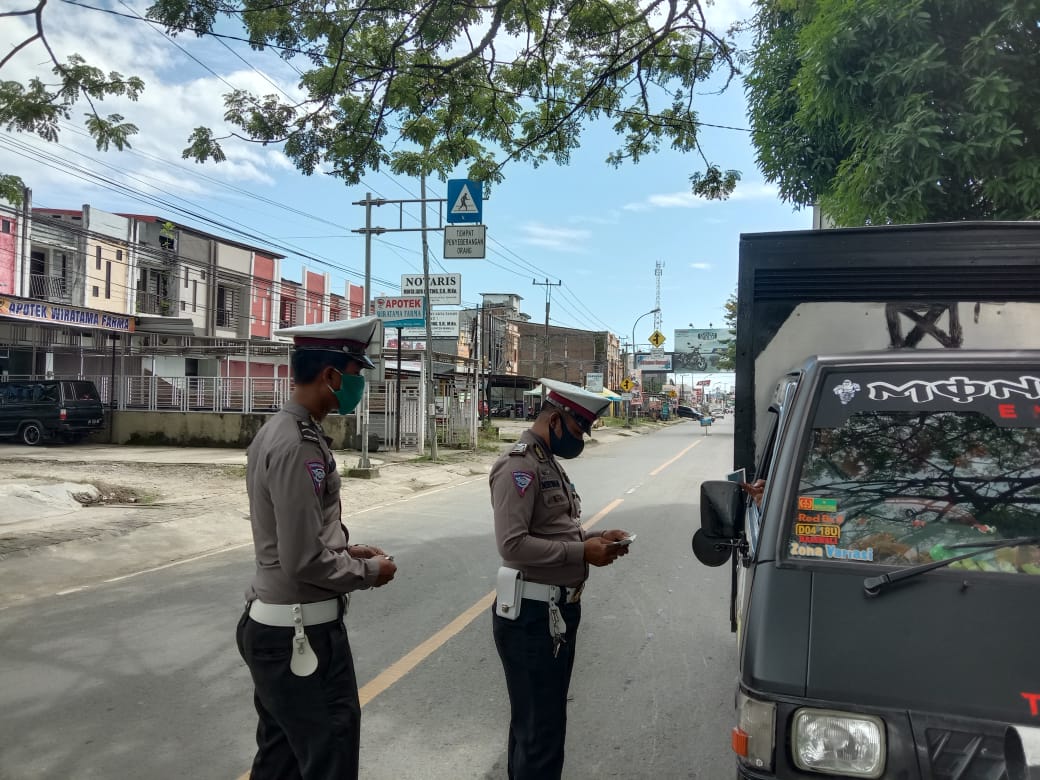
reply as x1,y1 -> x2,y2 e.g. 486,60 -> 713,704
627,307 -> 660,426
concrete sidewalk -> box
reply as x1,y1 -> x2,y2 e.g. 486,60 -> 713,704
0,417 -> 673,468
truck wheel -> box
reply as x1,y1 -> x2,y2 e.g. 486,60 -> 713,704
20,422 -> 44,446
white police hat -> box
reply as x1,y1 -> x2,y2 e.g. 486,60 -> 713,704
275,316 -> 379,369
539,377 -> 612,433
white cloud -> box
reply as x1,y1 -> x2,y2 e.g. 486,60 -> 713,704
519,223 -> 591,252
623,181 -> 778,212
690,262 -> 713,270
568,211 -> 620,226
0,2 -> 304,201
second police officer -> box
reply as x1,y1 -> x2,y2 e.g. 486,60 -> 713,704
490,378 -> 633,780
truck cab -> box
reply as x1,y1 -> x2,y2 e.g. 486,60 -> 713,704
694,351 -> 1040,778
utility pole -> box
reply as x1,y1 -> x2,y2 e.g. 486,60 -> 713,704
350,189 -> 448,475
349,192 -> 385,477
532,278 -> 561,398
420,172 -> 438,460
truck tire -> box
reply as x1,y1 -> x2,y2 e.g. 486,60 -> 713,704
20,421 -> 44,446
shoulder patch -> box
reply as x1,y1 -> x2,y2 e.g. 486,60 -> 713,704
305,459 -> 326,494
296,420 -> 322,446
512,471 -> 535,496
509,442 -> 528,456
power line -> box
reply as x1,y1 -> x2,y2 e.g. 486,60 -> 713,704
21,218 -> 363,329
8,4 -> 637,335
0,134 -> 406,291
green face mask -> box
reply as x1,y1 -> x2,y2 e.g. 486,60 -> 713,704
330,371 -> 365,414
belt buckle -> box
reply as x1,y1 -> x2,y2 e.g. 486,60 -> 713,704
567,583 -> 584,604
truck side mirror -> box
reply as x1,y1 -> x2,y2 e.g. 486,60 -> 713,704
691,529 -> 732,566
700,480 -> 745,538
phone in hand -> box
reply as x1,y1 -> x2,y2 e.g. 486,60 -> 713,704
610,534 -> 636,547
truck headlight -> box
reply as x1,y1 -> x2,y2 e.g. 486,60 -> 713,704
733,691 -> 776,771
792,709 -> 885,777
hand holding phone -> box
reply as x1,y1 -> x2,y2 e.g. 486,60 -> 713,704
610,534 -> 636,547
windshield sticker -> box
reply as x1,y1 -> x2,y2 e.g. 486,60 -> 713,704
795,523 -> 841,544
833,379 -> 861,405
789,542 -> 874,561
868,376 -> 1040,404
798,496 -> 838,512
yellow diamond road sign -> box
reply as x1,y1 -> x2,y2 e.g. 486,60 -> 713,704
648,330 -> 666,348
620,377 -> 634,391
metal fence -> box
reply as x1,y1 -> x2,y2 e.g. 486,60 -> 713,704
4,371 -> 477,450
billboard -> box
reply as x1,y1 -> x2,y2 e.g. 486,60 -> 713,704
400,273 -> 461,305
634,352 -> 672,371
401,310 -> 460,338
673,328 -> 732,371
374,296 -> 425,329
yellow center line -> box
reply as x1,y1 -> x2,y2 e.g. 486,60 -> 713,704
649,439 -> 701,477
357,497 -> 624,707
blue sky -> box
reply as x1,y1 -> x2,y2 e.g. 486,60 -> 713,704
0,0 -> 808,350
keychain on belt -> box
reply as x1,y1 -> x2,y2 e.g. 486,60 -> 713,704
547,589 -> 567,658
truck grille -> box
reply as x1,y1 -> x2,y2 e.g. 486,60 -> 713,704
926,728 -> 1007,780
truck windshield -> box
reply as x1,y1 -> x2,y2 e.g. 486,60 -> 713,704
787,370 -> 1040,575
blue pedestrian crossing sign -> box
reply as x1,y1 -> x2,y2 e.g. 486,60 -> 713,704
446,179 -> 483,224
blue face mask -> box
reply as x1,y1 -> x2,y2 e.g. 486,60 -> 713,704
329,371 -> 365,414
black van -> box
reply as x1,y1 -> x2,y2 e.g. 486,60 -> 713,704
0,380 -> 105,445
693,352 -> 1040,779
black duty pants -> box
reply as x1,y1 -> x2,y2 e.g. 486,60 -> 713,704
236,606 -> 361,780
492,599 -> 582,780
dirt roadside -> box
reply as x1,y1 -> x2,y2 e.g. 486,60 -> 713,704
0,421 -> 666,607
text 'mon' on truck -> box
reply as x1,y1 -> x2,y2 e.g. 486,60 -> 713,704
690,222 -> 1040,780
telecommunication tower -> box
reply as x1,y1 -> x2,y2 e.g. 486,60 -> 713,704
654,260 -> 664,333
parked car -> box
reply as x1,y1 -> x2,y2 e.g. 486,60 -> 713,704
0,380 -> 105,445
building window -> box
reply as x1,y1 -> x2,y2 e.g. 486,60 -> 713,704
93,285 -> 99,297
96,246 -> 102,270
280,299 -> 297,329
116,249 -> 123,265
1,220 -> 10,234
216,285 -> 237,328
184,267 -> 189,288
105,261 -> 111,299
192,280 -> 198,313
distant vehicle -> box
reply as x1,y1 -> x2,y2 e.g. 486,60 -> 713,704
675,405 -> 705,420
0,379 -> 105,445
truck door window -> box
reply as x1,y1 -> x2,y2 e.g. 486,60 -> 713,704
746,410 -> 779,555
785,370 -> 1040,575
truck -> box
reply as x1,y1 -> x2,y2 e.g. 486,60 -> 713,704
691,222 -> 1040,780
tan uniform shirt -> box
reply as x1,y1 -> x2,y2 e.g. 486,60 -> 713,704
245,400 -> 378,603
490,429 -> 603,588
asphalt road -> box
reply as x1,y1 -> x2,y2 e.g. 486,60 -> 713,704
0,419 -> 739,779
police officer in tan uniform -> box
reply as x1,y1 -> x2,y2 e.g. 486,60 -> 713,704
237,316 -> 397,780
490,378 -> 632,779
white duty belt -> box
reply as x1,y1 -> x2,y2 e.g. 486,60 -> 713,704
248,597 -> 346,677
520,580 -> 584,605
